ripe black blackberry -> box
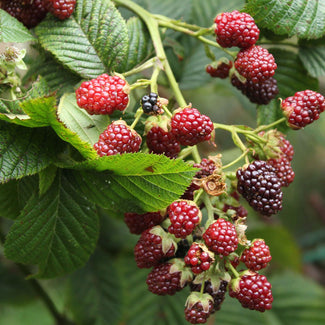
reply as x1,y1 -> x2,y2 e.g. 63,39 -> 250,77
141,92 -> 162,115
231,76 -> 279,105
236,160 -> 283,216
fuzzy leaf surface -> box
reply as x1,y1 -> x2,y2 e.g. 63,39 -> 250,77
68,249 -> 123,325
245,0 -> 325,39
67,153 -> 197,214
35,0 -> 128,78
0,9 -> 35,42
57,93 -> 110,146
4,170 -> 99,278
299,38 -> 325,77
0,124 -> 59,183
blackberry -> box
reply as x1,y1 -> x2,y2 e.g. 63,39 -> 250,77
168,200 -> 201,238
184,243 -> 213,274
93,121 -> 141,157
214,10 -> 260,49
2,0 -> 48,28
141,92 -> 162,115
231,76 -> 279,105
146,126 -> 181,158
124,211 -> 165,235
206,61 -> 233,79
203,218 -> 238,256
278,133 -> 294,162
268,156 -> 295,187
281,90 -> 325,129
185,299 -> 214,324
134,226 -> 175,268
170,107 -> 214,146
190,280 -> 228,312
46,0 -> 76,20
229,273 -> 273,312
235,46 -> 277,83
241,239 -> 272,271
76,74 -> 129,115
146,263 -> 184,296
236,160 -> 283,216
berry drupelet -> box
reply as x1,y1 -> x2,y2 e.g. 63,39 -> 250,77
46,0 -> 76,20
184,243 -> 213,274
214,10 -> 260,49
281,90 -> 325,129
76,74 -> 129,115
236,160 -> 283,216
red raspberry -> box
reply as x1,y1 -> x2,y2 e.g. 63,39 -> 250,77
168,200 -> 201,238
146,263 -> 184,295
185,299 -> 214,324
235,46 -> 277,83
184,243 -> 213,274
236,160 -> 283,216
146,126 -> 181,158
231,75 -> 279,105
124,211 -> 165,235
206,61 -> 233,79
46,0 -> 76,20
229,273 -> 273,312
170,107 -> 214,146
76,74 -> 129,115
93,121 -> 141,157
241,239 -> 272,271
134,227 -> 175,268
281,90 -> 325,129
2,0 -> 48,28
203,218 -> 238,256
214,10 -> 260,49
267,156 -> 295,187
190,281 -> 228,312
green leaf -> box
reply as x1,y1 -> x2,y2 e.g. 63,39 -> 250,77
299,38 -> 325,77
4,170 -> 99,278
57,93 -> 110,146
247,225 -> 302,272
35,0 -> 128,78
147,0 -> 193,21
0,124 -> 60,183
67,249 -> 123,325
245,0 -> 325,39
0,181 -> 21,219
118,256 -> 190,325
38,165 -> 57,196
0,9 -> 35,42
67,153 -> 197,214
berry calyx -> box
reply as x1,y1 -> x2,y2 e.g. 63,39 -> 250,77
146,126 -> 181,158
185,292 -> 214,324
281,90 -> 325,129
203,218 -> 238,256
124,211 -> 165,235
76,74 -> 129,115
229,272 -> 273,312
170,107 -> 214,146
134,226 -> 176,269
236,160 -> 283,216
168,200 -> 202,238
46,0 -> 76,20
240,239 -> 272,271
184,243 -> 213,274
214,10 -> 260,49
93,121 -> 141,157
235,46 -> 277,83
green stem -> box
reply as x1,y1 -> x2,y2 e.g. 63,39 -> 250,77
150,62 -> 161,93
255,117 -> 287,133
130,108 -> 143,129
226,262 -> 240,278
114,0 -> 187,108
129,79 -> 152,91
203,192 -> 215,223
222,149 -> 249,170
191,146 -> 201,163
123,57 -> 156,77
231,131 -> 249,164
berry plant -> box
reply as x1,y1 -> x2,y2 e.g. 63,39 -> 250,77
0,0 -> 325,324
